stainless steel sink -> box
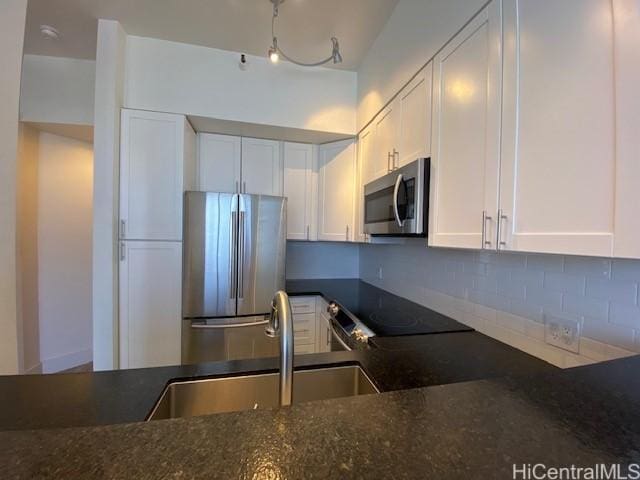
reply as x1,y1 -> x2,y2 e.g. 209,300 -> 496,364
147,365 -> 379,420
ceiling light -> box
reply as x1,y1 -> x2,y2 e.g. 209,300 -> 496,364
268,41 -> 279,63
267,0 -> 343,67
40,25 -> 60,41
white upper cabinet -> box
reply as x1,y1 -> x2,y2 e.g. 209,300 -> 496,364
355,124 -> 376,243
373,102 -> 399,179
499,0 -> 616,257
197,133 -> 241,193
397,63 -> 433,168
241,137 -> 283,196
317,139 -> 356,242
283,142 -> 317,241
429,0 -> 502,250
119,241 -> 182,369
612,0 -> 640,259
120,109 -> 195,241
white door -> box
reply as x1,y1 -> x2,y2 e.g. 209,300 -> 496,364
613,0 -> 640,258
429,0 -> 502,249
119,241 -> 182,369
120,109 -> 186,241
355,125 -> 376,243
317,139 -> 356,242
197,133 -> 241,193
500,0 -> 616,256
241,138 -> 283,195
283,142 -> 316,240
397,63 -> 433,168
372,103 -> 399,179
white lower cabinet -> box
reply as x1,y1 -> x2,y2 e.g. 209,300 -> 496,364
317,140 -> 356,242
317,313 -> 332,354
290,296 -> 336,355
119,241 -> 182,369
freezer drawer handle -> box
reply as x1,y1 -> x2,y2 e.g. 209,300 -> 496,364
191,319 -> 269,329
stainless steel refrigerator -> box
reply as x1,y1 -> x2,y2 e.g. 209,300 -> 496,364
181,191 -> 286,364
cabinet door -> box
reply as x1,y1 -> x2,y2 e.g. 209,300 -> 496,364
241,138 -> 283,196
429,1 -> 502,249
197,133 -> 241,193
355,125 -> 376,243
317,314 -> 332,353
613,0 -> 640,258
500,0 -> 616,256
397,63 -> 433,168
119,241 -> 182,369
120,109 -> 187,241
317,140 -> 356,242
372,103 -> 399,180
283,142 -> 317,240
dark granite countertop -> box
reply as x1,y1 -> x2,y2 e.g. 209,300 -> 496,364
4,278 -> 638,478
287,279 -> 473,336
2,355 -> 640,479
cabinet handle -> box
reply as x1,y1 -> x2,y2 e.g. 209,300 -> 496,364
346,225 -> 350,241
235,181 -> 239,193
119,241 -> 126,261
306,225 -> 310,240
392,149 -> 399,169
242,181 -> 247,193
120,220 -> 126,238
387,152 -> 393,173
326,326 -> 331,347
498,210 -> 508,248
481,211 -> 492,248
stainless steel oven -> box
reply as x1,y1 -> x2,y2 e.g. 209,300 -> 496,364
363,158 -> 429,236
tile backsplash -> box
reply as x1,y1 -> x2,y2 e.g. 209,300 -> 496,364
360,239 -> 640,368
286,241 -> 360,280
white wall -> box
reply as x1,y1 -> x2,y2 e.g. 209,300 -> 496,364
37,132 -> 93,373
20,55 -> 96,126
0,0 -> 28,375
356,0 -> 486,130
17,123 -> 41,374
124,36 -> 357,135
286,241 -> 360,280
93,20 -> 127,371
360,241 -> 640,368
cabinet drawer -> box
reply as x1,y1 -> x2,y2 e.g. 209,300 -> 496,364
293,313 -> 316,345
290,296 -> 316,314
294,343 -> 316,355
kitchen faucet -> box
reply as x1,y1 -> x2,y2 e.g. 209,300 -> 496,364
265,290 -> 293,406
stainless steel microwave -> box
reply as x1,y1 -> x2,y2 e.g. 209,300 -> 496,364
363,157 -> 429,237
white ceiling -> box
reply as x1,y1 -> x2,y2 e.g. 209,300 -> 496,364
24,0 -> 400,71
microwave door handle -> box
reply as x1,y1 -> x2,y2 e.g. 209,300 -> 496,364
393,173 -> 404,227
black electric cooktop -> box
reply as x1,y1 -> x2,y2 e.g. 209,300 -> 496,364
286,279 -> 473,337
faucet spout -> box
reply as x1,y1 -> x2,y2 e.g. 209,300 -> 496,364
266,290 -> 293,406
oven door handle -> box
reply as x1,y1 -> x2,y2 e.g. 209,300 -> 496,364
330,322 -> 352,351
393,173 -> 404,228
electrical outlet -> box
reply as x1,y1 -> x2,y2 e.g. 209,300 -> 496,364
377,267 -> 383,280
544,314 -> 582,353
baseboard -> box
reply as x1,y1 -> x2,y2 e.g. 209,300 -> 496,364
41,348 -> 93,374
24,362 -> 42,375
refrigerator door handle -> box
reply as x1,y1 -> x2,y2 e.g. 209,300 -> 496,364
230,211 -> 237,299
191,319 -> 268,329
238,210 -> 245,299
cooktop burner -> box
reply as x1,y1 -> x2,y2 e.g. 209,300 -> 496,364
342,284 -> 472,337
